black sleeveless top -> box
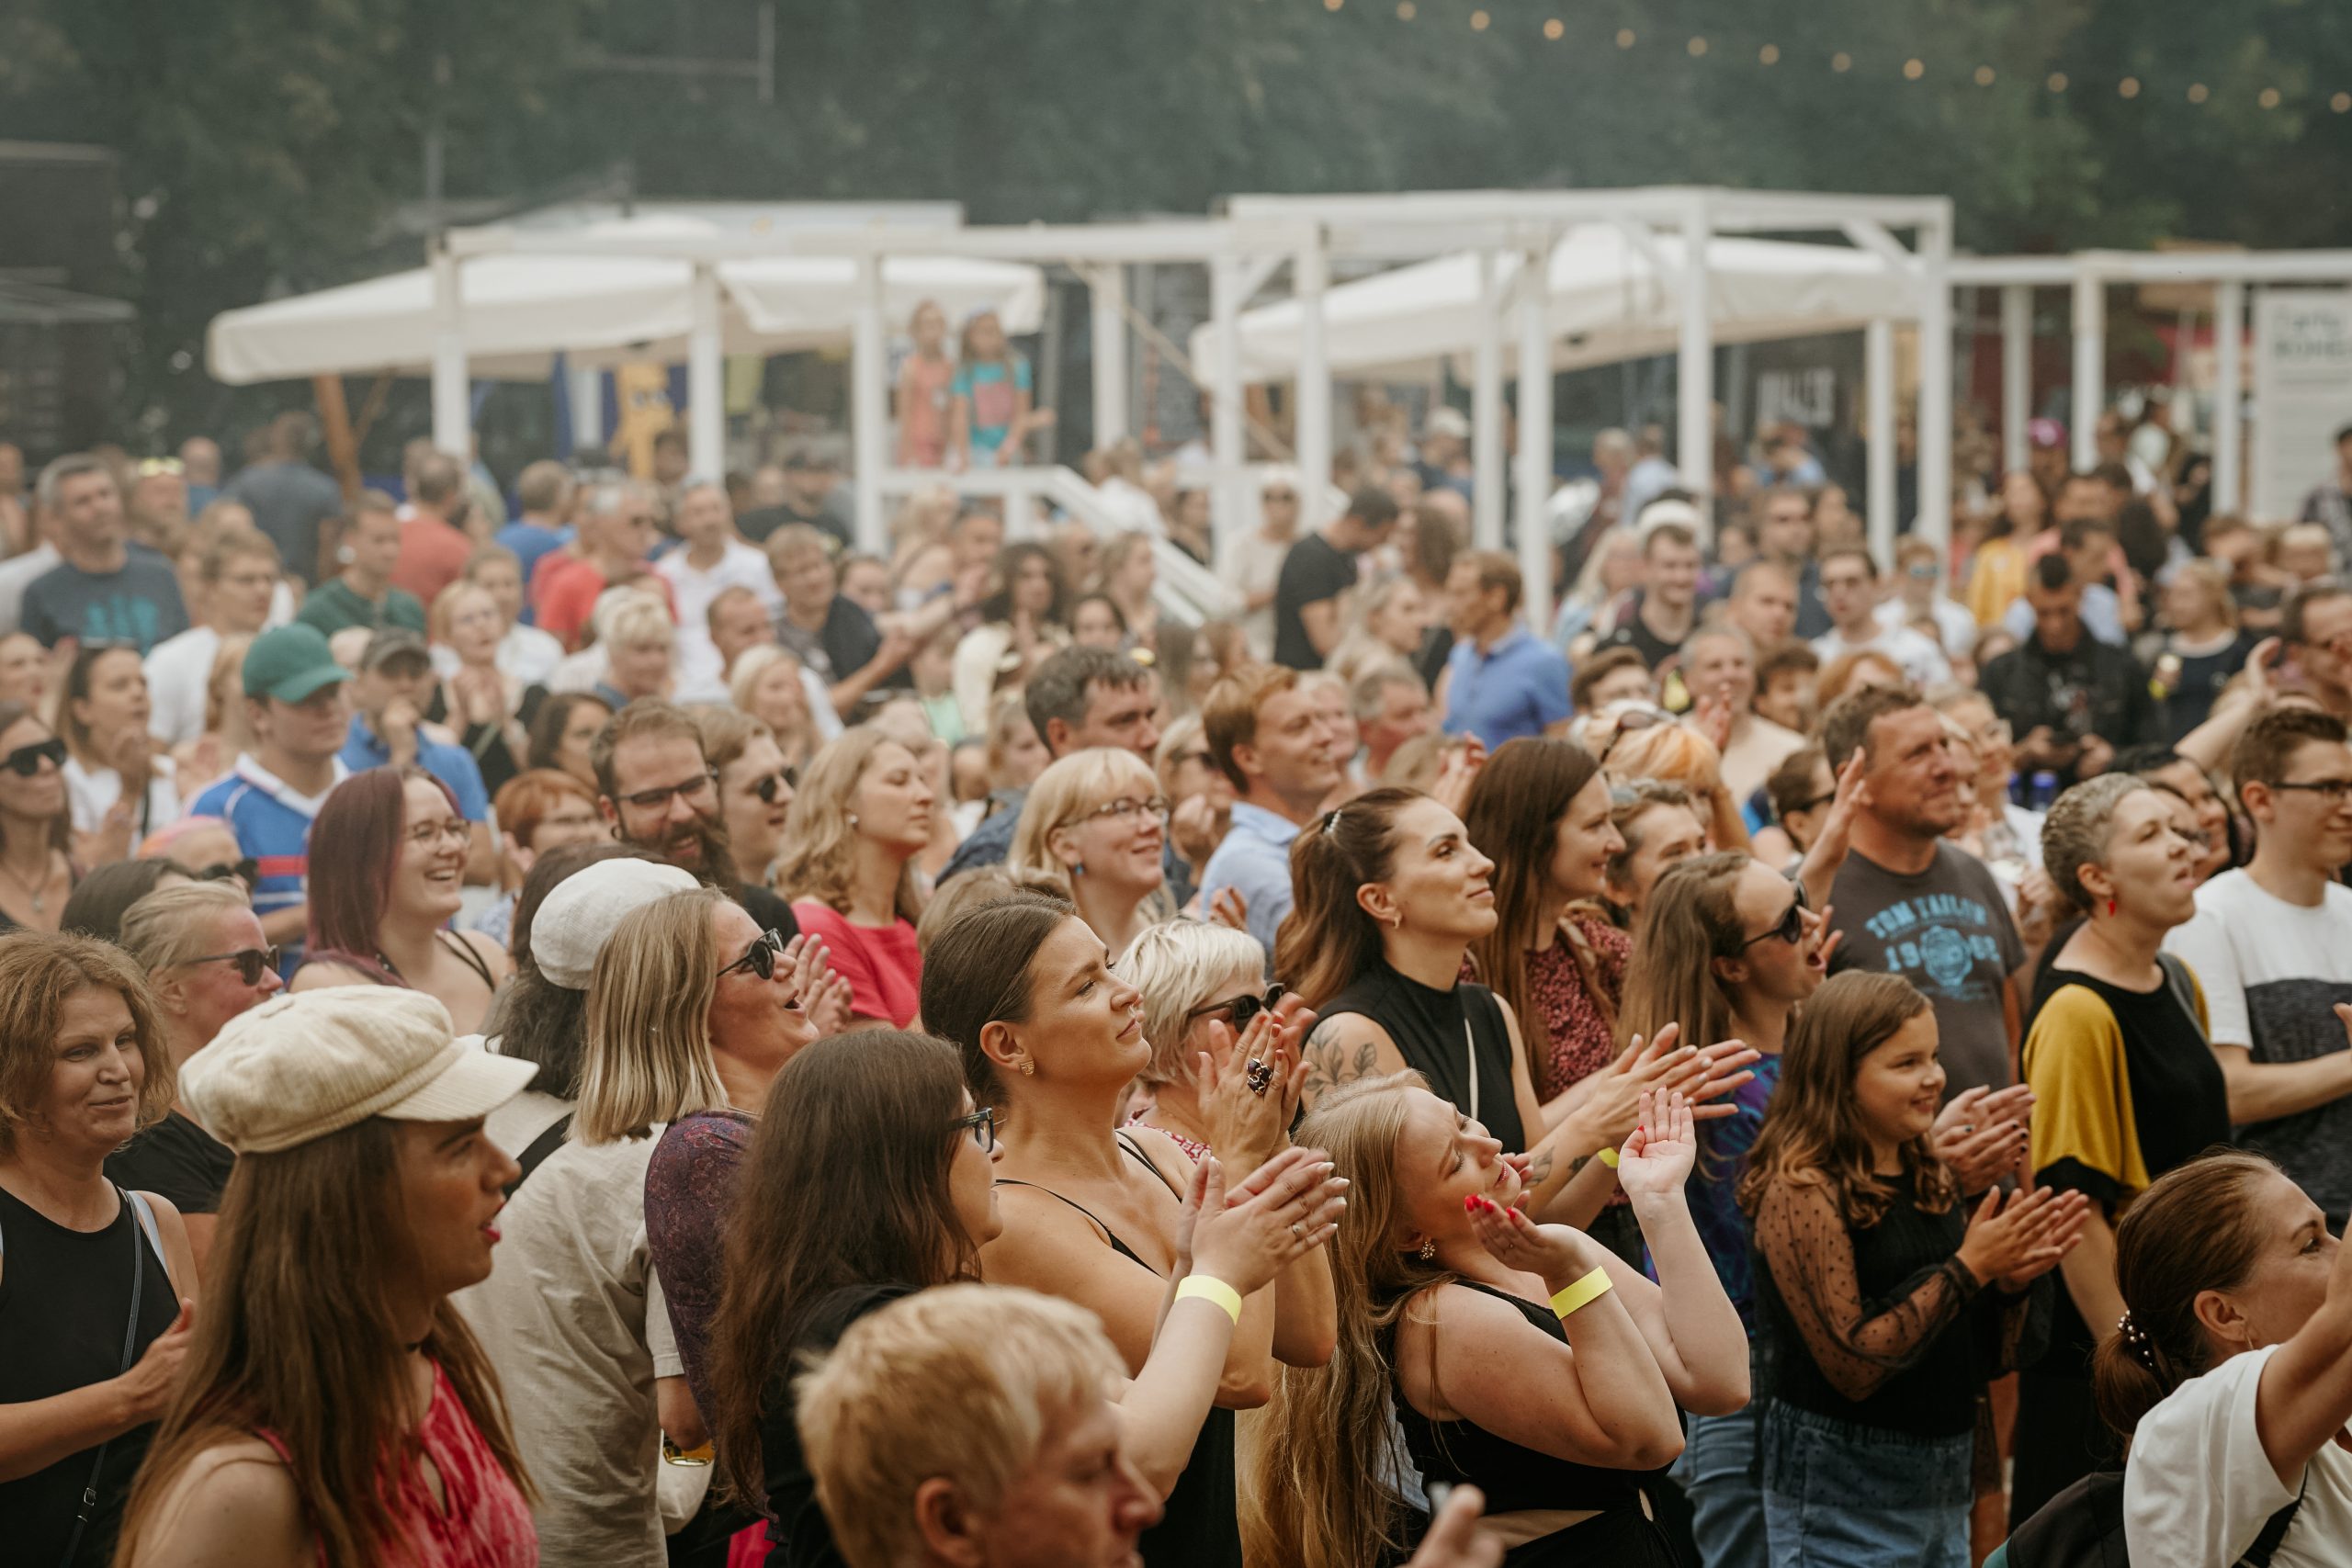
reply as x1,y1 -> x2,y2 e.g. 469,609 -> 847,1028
1322,963 -> 1524,1153
0,1182 -> 178,1568
996,1133 -> 1242,1568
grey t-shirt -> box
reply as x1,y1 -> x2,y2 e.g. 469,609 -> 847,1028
21,553 -> 189,652
1828,840 -> 2026,1100
224,459 -> 345,585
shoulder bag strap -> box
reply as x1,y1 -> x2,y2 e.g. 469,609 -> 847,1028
504,1112 -> 575,1198
58,1184 -> 148,1568
2155,952 -> 2205,1037
2238,1472 -> 2307,1567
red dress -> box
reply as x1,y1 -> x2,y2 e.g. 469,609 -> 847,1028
1522,913 -> 1631,1104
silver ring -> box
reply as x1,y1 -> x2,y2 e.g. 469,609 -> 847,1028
1290,1222 -> 1306,1239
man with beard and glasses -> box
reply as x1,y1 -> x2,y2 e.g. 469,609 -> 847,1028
590,698 -> 799,941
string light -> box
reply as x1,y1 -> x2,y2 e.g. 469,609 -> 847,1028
1322,0 -> 1342,11
1544,17 -> 1563,40
2048,72 -> 2068,92
2119,76 -> 2140,98
2259,86 -> 2282,108
1831,51 -> 1852,73
2188,82 -> 2210,103
1974,65 -> 1996,86
1758,43 -> 1780,65
1903,58 -> 1925,80
2335,91 -> 2351,112
1616,27 -> 1635,48
1396,1 -> 1413,16
1688,36 -> 1708,56
1468,8 -> 1487,29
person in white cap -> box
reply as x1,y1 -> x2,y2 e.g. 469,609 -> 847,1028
114,986 -> 538,1568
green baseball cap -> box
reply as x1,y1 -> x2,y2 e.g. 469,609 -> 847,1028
243,624 -> 353,703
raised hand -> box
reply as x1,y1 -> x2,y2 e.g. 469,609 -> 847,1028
1430,737 -> 1488,817
1183,1147 -> 1346,1297
1932,1085 -> 2035,1192
1199,1007 -> 1294,1170
1615,1090 -> 1698,1202
1957,1186 -> 2091,1291
1464,1190 -> 1596,1284
1655,1040 -> 1761,1122
1204,885 -> 1249,933
1404,1484 -> 1504,1568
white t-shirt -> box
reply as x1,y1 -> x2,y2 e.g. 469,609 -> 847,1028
62,753 -> 178,838
0,543 -> 61,637
146,625 -> 224,745
2125,1342 -> 2352,1568
1813,621 -> 1953,689
657,540 -> 781,707
1876,593 -> 1979,659
1218,528 -> 1293,660
455,1131 -> 681,1568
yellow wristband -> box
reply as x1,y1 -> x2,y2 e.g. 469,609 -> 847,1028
1174,1275 -> 1244,1325
1596,1146 -> 1620,1169
1549,1266 -> 1614,1319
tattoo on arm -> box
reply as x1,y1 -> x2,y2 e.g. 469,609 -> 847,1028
1301,1019 -> 1378,1104
1523,1148 -> 1557,1185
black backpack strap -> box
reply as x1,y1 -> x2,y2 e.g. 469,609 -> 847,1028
58,1185 -> 149,1568
2155,952 -> 2204,1035
504,1112 -> 574,1198
2238,1473 -> 2307,1568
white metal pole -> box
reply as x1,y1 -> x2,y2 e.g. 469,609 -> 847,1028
2214,278 -> 2245,519
1090,265 -> 1128,446
1472,249 -> 1506,549
686,261 -> 725,481
1515,239 -> 1555,630
1677,198 -> 1713,511
1917,214 -> 1955,558
2072,267 -> 2105,471
2001,285 -> 2031,474
566,362 -> 604,452
851,253 -> 889,554
1866,318 -> 1897,567
1209,254 -> 1247,555
429,243 -> 469,458
1295,239 -> 1332,529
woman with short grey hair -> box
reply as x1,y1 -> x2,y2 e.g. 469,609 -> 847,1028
1119,919 -> 1272,1164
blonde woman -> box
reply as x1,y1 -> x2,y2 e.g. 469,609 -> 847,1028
426,580 -> 530,797
727,643 -> 826,773
1600,714 -> 1750,853
594,591 -> 678,709
1121,919 -> 1271,1162
456,889 -> 730,1567
1327,575 -> 1434,690
772,727 -> 933,1029
1006,747 -> 1171,961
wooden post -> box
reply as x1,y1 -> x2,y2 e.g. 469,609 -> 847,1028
311,374 -> 361,500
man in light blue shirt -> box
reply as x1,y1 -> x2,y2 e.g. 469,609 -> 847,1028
1200,664 -> 1344,959
1440,550 -> 1573,749
336,628 -> 495,883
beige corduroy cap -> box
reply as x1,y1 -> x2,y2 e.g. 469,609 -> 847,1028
181,987 -> 537,1156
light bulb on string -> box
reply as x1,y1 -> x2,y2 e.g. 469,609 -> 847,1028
1903,58 -> 1925,80
2334,91 -> 2351,113
2188,83 -> 2210,103
1469,8 -> 1488,29
1544,17 -> 1564,40
1688,36 -> 1708,56
1974,65 -> 1996,86
2048,72 -> 2068,92
2119,76 -> 2140,98
1617,28 -> 1636,48
1831,51 -> 1852,73
1759,43 -> 1780,65
2259,87 -> 2282,109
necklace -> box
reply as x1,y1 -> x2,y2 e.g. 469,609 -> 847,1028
0,850 -> 53,914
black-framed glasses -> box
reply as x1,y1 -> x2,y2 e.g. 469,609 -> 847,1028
619,770 -> 718,812
188,946 -> 282,986
752,768 -> 797,805
1,737 -> 65,777
718,928 -> 787,981
951,1106 -> 998,1154
1791,793 -> 1836,815
197,857 -> 260,887
1184,982 -> 1286,1032
1738,881 -> 1809,951
2272,778 -> 2352,804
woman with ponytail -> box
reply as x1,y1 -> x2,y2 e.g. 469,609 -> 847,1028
1248,1074 -> 1748,1567
2082,1150 -> 2352,1566
1283,785 -> 1757,1226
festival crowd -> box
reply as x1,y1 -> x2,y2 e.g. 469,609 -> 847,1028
6,319 -> 2352,1568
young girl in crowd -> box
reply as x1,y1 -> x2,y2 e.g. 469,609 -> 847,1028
1740,971 -> 2088,1568
773,728 -> 933,1029
920,891 -> 1342,1567
119,987 -> 536,1568
61,643 -> 178,864
1250,1077 -> 1749,1567
2081,1151 -> 2352,1564
474,768 -> 604,950
290,768 -> 508,1035
1605,779 -> 1708,929
896,299 -> 956,468
1007,746 -> 1170,961
728,644 -> 829,774
954,541 -> 1070,733
948,308 -> 1041,470
1284,787 -> 1756,1227
2010,774 -> 2230,1527
425,581 -> 532,797
704,1027 -> 1343,1568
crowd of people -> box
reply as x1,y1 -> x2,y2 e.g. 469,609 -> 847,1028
3,355 -> 2351,1568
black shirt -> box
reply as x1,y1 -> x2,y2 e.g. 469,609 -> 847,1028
777,595 -> 907,695
2153,629 -> 2256,745
1272,532 -> 1358,670
735,883 -> 801,942
758,1282 -> 911,1565
104,1111 -> 235,1215
1320,963 -> 1523,1153
1592,592 -> 1688,672
1978,632 -> 2158,788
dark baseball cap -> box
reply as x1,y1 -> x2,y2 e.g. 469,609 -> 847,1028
243,625 -> 352,703
359,627 -> 432,674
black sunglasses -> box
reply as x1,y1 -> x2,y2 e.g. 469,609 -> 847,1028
718,927 -> 787,981
752,767 -> 797,805
188,946 -> 282,986
951,1106 -> 998,1154
197,857 -> 259,887
1184,981 -> 1286,1032
1737,881 -> 1810,951
2,738 -> 65,777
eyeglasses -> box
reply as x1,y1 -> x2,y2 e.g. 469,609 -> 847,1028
951,1106 -> 999,1154
1595,705 -> 1670,763
2272,778 -> 2352,804
403,818 -> 471,850
1184,982 -> 1286,1032
1791,792 -> 1836,815
1066,795 -> 1169,829
718,928 -> 787,981
618,771 -> 718,812
751,768 -> 797,805
1264,490 -> 1298,502
196,857 -> 259,887
187,946 -> 282,986
1737,881 -> 1810,950
1,738 -> 65,777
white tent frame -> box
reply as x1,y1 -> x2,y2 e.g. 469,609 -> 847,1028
1951,249 -> 2352,519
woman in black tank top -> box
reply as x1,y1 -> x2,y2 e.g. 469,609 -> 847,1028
288,767 -> 509,1034
922,893 -> 1346,1568
0,932 -> 197,1568
1279,789 -> 1758,1228
1248,1074 -> 1752,1568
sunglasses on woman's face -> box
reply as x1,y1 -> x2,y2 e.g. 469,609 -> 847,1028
718,928 -> 787,981
1184,982 -> 1286,1032
1,737 -> 65,777
752,768 -> 797,806
197,857 -> 259,887
189,946 -> 282,986
1738,881 -> 1810,950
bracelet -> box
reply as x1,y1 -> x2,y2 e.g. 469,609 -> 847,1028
1549,1266 -> 1614,1319
1596,1146 -> 1620,1169
1173,1275 -> 1244,1325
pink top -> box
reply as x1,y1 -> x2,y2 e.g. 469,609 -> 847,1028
790,901 -> 922,1027
255,1359 -> 537,1567
898,354 -> 956,468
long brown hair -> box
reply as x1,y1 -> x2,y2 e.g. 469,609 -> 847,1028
1736,970 -> 1955,1228
113,1117 -> 529,1568
1461,739 -> 1612,1043
705,1031 -> 980,1507
1274,787 -> 1421,1008
1618,852 -> 1748,1055
1245,1072 -> 1448,1568
918,890 -> 1076,1104
2090,1151 -> 2280,1437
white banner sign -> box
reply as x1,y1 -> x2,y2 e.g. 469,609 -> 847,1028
2254,290 -> 2352,521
